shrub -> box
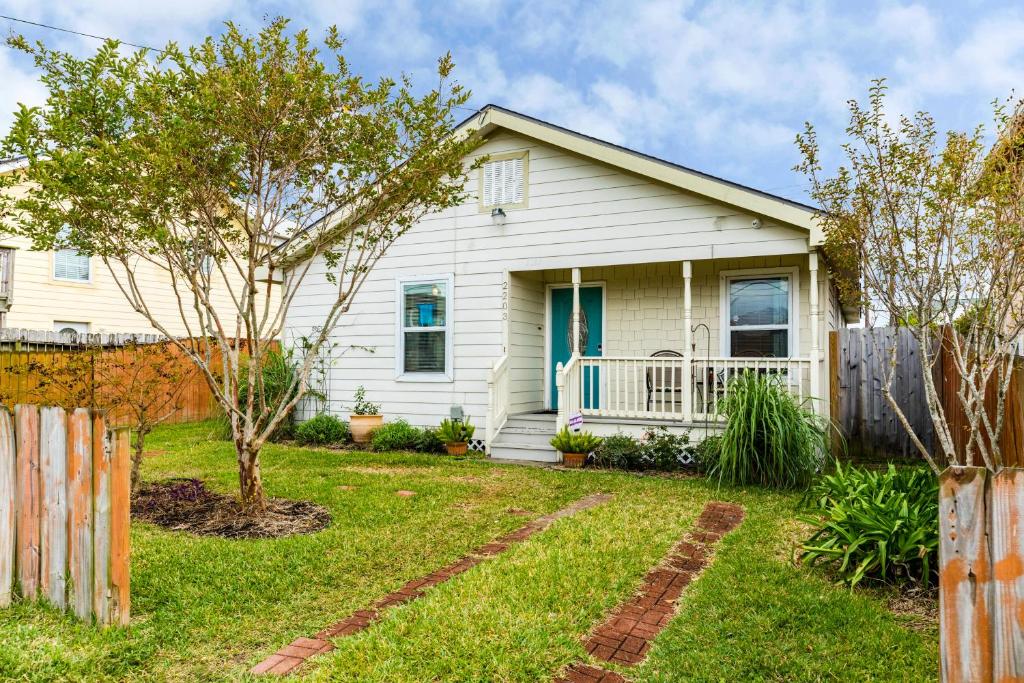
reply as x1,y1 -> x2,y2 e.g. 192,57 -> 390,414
295,414 -> 349,445
436,418 -> 475,444
711,371 -> 828,489
550,427 -> 602,454
592,432 -> 646,470
689,434 -> 722,472
370,419 -> 420,452
799,461 -> 938,587
414,427 -> 446,454
640,427 -> 690,470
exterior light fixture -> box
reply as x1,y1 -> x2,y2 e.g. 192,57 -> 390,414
491,207 -> 507,226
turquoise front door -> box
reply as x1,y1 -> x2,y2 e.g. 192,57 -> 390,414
550,286 -> 603,410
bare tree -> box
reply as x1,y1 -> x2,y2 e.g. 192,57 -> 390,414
796,80 -> 1024,473
1,20 -> 480,510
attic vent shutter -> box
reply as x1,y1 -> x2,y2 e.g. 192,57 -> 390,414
482,156 -> 524,206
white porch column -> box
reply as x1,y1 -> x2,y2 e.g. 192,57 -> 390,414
808,251 -> 821,415
682,261 -> 693,421
571,268 -> 582,358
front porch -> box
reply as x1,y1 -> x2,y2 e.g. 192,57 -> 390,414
486,253 -> 830,460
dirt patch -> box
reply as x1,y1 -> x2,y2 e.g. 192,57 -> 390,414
132,479 -> 331,539
885,586 -> 938,634
143,449 -> 169,459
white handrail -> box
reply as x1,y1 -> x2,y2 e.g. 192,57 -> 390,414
486,354 -> 510,452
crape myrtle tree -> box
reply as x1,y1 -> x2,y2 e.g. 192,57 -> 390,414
0,20 -> 480,511
796,81 -> 1024,474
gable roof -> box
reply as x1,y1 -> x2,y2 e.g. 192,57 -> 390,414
458,104 -> 822,240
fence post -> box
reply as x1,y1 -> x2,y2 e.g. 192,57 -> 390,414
939,466 -> 993,682
109,427 -> 131,626
91,413 -> 112,625
67,408 -> 93,621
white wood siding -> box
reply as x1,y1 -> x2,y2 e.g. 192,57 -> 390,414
285,131 -> 815,429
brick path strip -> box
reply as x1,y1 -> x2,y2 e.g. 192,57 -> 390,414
250,493 -> 612,676
556,501 -> 744,683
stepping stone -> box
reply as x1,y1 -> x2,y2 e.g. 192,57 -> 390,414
395,490 -> 416,497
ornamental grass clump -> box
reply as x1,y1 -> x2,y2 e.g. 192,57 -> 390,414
709,371 -> 828,489
799,461 -> 938,587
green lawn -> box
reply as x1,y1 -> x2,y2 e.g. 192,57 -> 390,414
0,421 -> 938,682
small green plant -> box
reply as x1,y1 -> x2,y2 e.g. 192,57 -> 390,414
640,427 -> 690,470
352,385 -> 381,415
436,418 -> 475,444
370,419 -> 420,451
414,427 -> 446,454
710,371 -> 828,489
295,414 -> 349,445
592,432 -> 645,470
549,427 -> 602,454
799,461 -> 938,587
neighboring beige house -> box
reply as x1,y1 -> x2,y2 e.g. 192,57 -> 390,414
282,105 -> 858,462
0,157 -> 279,336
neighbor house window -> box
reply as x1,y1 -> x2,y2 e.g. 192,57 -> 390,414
54,321 -> 89,337
397,275 -> 453,379
726,275 -> 793,357
53,228 -> 90,282
480,153 -> 527,208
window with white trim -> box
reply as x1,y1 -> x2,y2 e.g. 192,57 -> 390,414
53,227 -> 90,282
481,155 -> 525,207
726,275 -> 791,357
398,276 -> 452,377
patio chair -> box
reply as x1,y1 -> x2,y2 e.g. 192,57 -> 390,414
645,349 -> 684,412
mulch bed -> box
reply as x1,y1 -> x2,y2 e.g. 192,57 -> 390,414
132,478 -> 332,539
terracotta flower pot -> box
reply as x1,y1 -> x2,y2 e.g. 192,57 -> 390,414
562,452 -> 586,468
350,414 -> 383,445
445,441 -> 469,456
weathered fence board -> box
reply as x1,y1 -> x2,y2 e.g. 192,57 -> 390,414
0,405 -> 130,626
990,468 -> 1024,681
939,466 -> 993,683
110,427 -> 131,626
91,416 -> 111,625
14,404 -> 39,600
0,410 -> 14,607
67,409 -> 93,621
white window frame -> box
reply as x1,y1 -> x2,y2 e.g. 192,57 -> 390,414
719,267 -> 800,358
478,151 -> 529,211
52,227 -> 92,283
395,273 -> 454,382
54,321 -> 89,336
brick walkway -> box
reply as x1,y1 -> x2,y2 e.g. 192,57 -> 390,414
250,493 -> 612,676
556,501 -> 744,683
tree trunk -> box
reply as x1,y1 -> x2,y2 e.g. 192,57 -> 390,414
130,429 -> 147,497
237,444 -> 266,513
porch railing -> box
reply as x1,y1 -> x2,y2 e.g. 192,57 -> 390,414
486,354 -> 510,450
559,355 -> 815,423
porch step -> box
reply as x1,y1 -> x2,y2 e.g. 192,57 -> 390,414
490,413 -> 558,463
489,442 -> 560,463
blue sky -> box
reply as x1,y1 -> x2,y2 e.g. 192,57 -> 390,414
1,0 -> 1022,204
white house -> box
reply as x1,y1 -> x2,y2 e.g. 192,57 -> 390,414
282,105 -> 856,462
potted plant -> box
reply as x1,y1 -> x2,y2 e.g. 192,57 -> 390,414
349,386 -> 383,445
550,427 -> 603,468
437,418 -> 475,456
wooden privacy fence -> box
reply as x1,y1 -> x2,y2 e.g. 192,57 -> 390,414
830,327 -> 1024,466
0,405 -> 130,626
0,330 -> 220,426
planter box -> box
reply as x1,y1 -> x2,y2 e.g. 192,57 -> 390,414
562,452 -> 585,468
445,442 -> 469,456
